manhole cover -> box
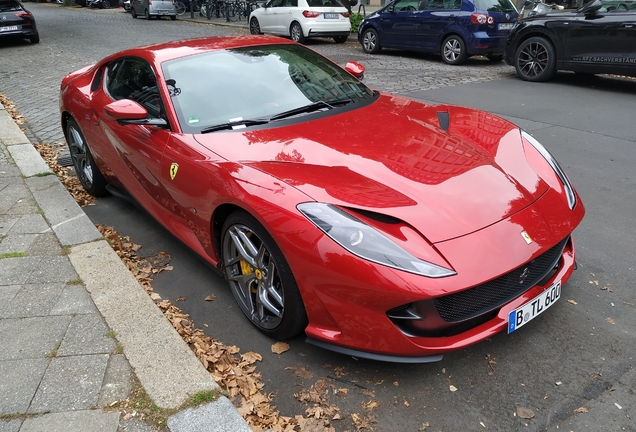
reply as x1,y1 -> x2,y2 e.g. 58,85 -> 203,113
57,155 -> 73,167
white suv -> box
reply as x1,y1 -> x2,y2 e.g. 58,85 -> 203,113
249,0 -> 351,44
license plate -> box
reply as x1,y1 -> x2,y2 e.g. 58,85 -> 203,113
324,13 -> 339,19
498,23 -> 513,30
0,26 -> 19,32
508,280 -> 561,334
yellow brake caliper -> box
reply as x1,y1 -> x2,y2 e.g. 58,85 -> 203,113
240,260 -> 259,293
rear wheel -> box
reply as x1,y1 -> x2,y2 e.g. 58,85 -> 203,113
290,22 -> 306,44
65,118 -> 108,197
333,35 -> 348,44
221,211 -> 308,339
101,0 -> 111,8
249,17 -> 261,34
441,35 -> 467,65
29,33 -> 40,44
514,36 -> 556,82
361,28 -> 381,54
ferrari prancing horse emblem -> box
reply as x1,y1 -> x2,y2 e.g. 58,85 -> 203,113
521,231 -> 533,245
170,163 -> 179,180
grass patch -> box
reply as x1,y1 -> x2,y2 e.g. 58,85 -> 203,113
0,412 -> 42,421
109,376 -> 224,430
0,251 -> 27,259
61,245 -> 71,256
33,172 -> 55,177
106,329 -> 117,339
112,343 -> 124,355
66,277 -> 84,285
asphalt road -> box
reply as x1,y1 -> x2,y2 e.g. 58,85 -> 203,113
1,4 -> 634,431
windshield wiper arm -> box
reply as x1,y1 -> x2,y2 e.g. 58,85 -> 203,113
201,118 -> 269,134
270,99 -> 353,121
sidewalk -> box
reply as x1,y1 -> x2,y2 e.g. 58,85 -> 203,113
0,104 -> 249,430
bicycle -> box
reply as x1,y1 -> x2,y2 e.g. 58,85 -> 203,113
227,0 -> 258,22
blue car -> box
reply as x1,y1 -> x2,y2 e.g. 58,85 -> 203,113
357,0 -> 518,64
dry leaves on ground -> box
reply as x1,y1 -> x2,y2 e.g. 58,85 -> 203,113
271,341 -> 290,354
517,407 -> 535,419
0,92 -> 27,125
286,366 -> 314,380
573,407 -> 589,414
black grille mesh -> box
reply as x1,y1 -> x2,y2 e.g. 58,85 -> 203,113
434,237 -> 569,323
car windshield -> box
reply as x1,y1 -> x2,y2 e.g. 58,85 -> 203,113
473,0 -> 516,12
307,0 -> 345,6
162,44 -> 374,133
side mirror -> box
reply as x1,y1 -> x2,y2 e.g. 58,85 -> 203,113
103,99 -> 168,127
345,61 -> 365,80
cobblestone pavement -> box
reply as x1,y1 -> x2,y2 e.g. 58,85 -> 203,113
0,3 -> 515,146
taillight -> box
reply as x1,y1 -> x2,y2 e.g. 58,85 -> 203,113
303,10 -> 320,17
471,13 -> 494,24
341,12 -> 349,17
15,12 -> 32,18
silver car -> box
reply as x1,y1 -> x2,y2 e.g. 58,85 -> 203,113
131,0 -> 177,20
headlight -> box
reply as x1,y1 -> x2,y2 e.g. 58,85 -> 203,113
297,203 -> 455,278
521,130 -> 576,210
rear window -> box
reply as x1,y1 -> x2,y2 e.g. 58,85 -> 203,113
473,0 -> 516,11
307,0 -> 344,6
0,1 -> 22,12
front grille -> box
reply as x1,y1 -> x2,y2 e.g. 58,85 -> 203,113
434,237 -> 569,323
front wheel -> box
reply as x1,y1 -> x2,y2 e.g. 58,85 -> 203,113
441,35 -> 467,65
514,36 -> 556,82
361,28 -> 381,54
101,0 -> 111,8
221,211 -> 308,339
65,118 -> 108,197
249,17 -> 261,35
290,22 -> 306,44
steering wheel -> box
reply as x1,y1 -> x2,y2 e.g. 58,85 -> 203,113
403,5 -> 416,10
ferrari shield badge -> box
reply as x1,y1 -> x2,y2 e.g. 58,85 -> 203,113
169,163 -> 179,180
521,231 -> 533,245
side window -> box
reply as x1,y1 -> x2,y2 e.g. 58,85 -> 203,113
91,67 -> 104,93
268,0 -> 285,7
105,58 -> 164,119
423,0 -> 460,9
393,0 -> 421,11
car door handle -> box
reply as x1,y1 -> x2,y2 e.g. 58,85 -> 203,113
620,23 -> 633,28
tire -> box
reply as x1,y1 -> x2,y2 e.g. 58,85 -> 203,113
514,36 -> 556,82
361,28 -> 381,54
221,211 -> 308,339
65,118 -> 108,197
227,3 -> 239,22
333,35 -> 348,44
145,8 -> 150,19
170,14 -> 176,20
132,6 -> 137,17
175,1 -> 186,15
249,17 -> 261,35
290,22 -> 306,44
29,33 -> 40,44
487,54 -> 503,62
101,0 -> 111,8
441,35 -> 467,65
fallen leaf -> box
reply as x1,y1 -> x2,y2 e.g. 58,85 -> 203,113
393,381 -> 399,386
285,366 -> 314,379
362,400 -> 380,410
517,407 -> 535,419
149,292 -> 162,300
567,299 -> 578,305
449,385 -> 458,392
271,342 -> 290,354
176,296 -> 186,301
241,351 -> 262,364
606,317 -> 615,325
573,407 -> 588,414
419,422 -> 430,431
403,399 -> 410,407
204,295 -> 216,301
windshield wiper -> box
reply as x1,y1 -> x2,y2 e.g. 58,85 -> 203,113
270,99 -> 353,121
201,118 -> 269,134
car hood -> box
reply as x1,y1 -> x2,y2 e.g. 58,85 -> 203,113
194,94 -> 550,243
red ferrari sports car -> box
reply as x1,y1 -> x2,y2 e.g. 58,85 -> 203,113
60,36 -> 585,362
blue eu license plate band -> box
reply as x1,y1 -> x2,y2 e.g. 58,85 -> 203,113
508,280 -> 561,334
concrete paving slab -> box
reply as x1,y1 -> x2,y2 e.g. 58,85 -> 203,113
0,110 -> 29,147
25,256 -> 77,284
0,181 -> 38,215
69,240 -> 219,408
20,410 -> 120,432
0,419 -> 22,432
7,144 -> 52,178
0,215 -> 19,235
28,354 -> 110,413
0,315 -> 71,361
0,282 -> 66,318
0,285 -> 20,316
0,358 -> 49,415
118,417 -> 159,432
8,213 -> 50,234
167,396 -> 251,432
26,232 -> 63,256
97,354 -> 132,406
0,256 -> 41,285
25,175 -> 102,246
50,284 -> 99,315
0,233 -> 38,255
0,163 -> 22,178
57,313 -> 116,356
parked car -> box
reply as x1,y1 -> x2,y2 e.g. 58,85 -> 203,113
357,0 -> 518,65
600,0 -> 635,10
0,0 -> 38,44
60,35 -> 585,362
249,0 -> 351,44
505,0 -> 636,81
131,0 -> 177,19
